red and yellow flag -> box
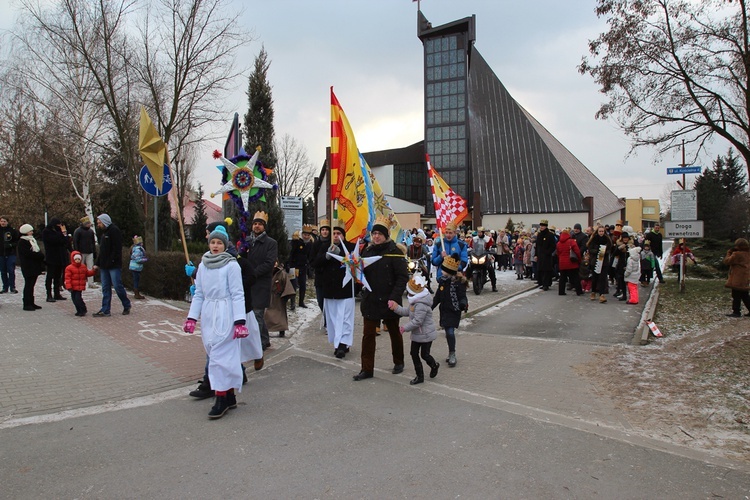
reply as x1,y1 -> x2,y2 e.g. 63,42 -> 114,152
427,153 -> 469,230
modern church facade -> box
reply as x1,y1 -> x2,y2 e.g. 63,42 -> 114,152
315,10 -> 625,231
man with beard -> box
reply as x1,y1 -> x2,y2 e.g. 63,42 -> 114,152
534,220 -> 557,291
241,211 -> 277,351
352,216 -> 409,381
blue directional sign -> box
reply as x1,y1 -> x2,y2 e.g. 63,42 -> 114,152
139,164 -> 173,196
667,166 -> 702,175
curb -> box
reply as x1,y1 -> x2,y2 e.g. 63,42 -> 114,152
464,284 -> 538,317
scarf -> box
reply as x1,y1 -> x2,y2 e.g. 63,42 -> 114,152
201,251 -> 235,269
21,234 -> 40,253
407,288 -> 430,304
246,231 -> 264,249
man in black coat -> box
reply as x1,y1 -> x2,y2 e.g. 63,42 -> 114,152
42,217 -> 71,302
353,218 -> 409,381
645,223 -> 665,284
242,211 -> 277,350
310,219 -> 331,314
93,214 -> 131,316
534,220 -> 557,291
0,216 -> 20,294
288,224 -> 313,308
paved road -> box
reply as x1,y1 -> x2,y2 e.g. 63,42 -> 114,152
1,266 -> 748,498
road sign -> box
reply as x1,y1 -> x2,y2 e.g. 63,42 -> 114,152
667,166 -> 702,175
665,220 -> 703,238
139,164 -> 172,196
280,196 -> 304,210
670,189 -> 697,220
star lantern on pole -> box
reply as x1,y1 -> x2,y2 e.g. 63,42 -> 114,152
326,238 -> 381,292
211,147 -> 276,213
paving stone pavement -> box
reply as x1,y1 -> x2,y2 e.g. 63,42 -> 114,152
0,266 -> 635,436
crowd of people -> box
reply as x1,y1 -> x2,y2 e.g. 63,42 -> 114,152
5,210 -> 749,421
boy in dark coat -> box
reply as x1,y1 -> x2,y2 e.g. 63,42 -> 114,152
431,254 -> 468,367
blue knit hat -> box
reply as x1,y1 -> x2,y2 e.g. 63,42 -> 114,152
208,226 -> 230,249
97,214 -> 112,227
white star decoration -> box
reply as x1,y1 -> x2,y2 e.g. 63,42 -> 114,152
326,238 -> 381,292
212,148 -> 275,212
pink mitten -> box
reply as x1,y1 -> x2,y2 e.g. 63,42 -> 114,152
183,319 -> 196,334
399,326 -> 405,334
233,324 -> 249,339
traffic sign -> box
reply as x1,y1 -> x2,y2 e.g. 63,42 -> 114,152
280,196 -> 303,210
670,190 -> 697,221
665,220 -> 703,238
139,164 -> 172,196
667,166 -> 702,175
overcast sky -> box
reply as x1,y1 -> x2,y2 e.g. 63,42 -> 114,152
3,0 -> 726,204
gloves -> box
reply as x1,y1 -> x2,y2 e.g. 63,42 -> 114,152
233,324 -> 249,339
185,263 -> 196,277
399,326 -> 405,334
189,284 -> 196,296
183,318 -> 196,334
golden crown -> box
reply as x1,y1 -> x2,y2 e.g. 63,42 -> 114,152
407,271 -> 427,294
253,211 -> 268,223
319,218 -> 330,229
442,255 -> 460,272
302,224 -> 315,233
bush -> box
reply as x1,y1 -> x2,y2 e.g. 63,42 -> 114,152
121,250 -> 202,300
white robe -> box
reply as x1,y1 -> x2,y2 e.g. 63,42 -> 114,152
324,297 -> 355,348
188,260 -> 246,392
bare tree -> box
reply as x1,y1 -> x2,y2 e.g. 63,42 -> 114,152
273,133 -> 315,198
137,0 -> 252,219
579,0 -> 750,179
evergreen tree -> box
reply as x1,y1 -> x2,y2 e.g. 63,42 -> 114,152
694,149 -> 749,239
716,149 -> 747,197
191,183 -> 209,240
505,217 -> 515,233
242,46 -> 288,262
303,196 -> 316,224
157,195 -> 175,250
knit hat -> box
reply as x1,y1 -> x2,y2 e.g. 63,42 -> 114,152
19,224 -> 33,234
441,254 -> 460,274
406,272 -> 428,295
621,232 -> 630,239
206,221 -> 228,233
209,226 -> 230,249
73,253 -> 82,262
574,223 -> 582,230
97,214 -> 112,227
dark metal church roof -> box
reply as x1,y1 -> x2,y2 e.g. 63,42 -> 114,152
468,49 -> 624,219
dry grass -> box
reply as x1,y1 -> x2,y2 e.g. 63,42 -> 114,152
577,276 -> 750,463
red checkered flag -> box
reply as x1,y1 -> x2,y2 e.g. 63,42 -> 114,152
426,153 -> 469,230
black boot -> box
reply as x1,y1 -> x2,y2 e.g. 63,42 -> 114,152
335,343 -> 347,358
189,378 -> 214,400
226,389 -> 237,410
429,361 -> 440,379
46,293 -> 56,303
208,395 -> 230,419
410,364 -> 424,385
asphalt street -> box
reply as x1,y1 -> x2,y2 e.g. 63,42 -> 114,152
1,262 -> 749,498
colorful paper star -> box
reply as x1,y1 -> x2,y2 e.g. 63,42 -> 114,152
326,238 -> 381,291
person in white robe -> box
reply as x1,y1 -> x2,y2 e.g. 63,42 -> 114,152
184,227 -> 249,420
315,221 -> 357,359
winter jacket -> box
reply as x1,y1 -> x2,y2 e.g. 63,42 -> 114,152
1,225 -> 19,258
431,236 -> 468,279
645,230 -> 664,258
96,223 -> 124,270
129,244 -> 147,272
64,251 -> 96,291
432,274 -> 468,328
241,231 -> 277,310
535,228 -> 557,272
310,235 -> 331,286
624,247 -> 641,284
556,232 -> 581,271
612,237 -> 634,273
724,248 -> 750,291
513,243 -> 524,265
640,249 -> 656,272
587,232 -> 612,274
318,239 -> 358,300
288,237 -> 312,270
17,237 -> 46,277
360,239 -> 409,321
42,219 -> 70,266
72,224 -> 96,255
393,292 -> 437,344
